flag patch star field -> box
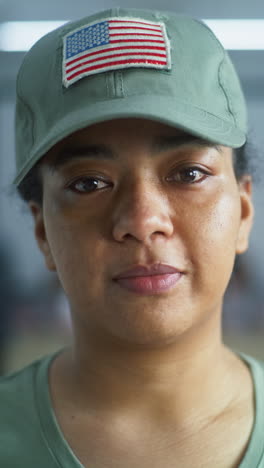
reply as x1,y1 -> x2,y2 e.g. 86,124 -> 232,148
62,17 -> 171,87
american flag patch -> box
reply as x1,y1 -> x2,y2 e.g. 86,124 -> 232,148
62,17 -> 171,87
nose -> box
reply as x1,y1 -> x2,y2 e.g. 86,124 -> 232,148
112,177 -> 174,244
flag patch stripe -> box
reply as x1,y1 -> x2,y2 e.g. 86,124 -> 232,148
110,38 -> 165,44
66,45 -> 166,67
67,52 -> 167,74
63,17 -> 171,87
110,32 -> 163,38
109,26 -> 162,33
67,58 -> 168,81
66,49 -> 167,71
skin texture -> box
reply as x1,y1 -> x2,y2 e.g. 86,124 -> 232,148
29,118 -> 255,467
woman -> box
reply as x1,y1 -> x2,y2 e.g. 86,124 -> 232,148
1,7 -> 263,467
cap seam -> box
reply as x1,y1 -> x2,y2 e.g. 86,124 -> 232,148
193,18 -> 237,126
115,71 -> 125,98
105,73 -> 110,98
218,57 -> 237,127
16,67 -> 35,152
112,6 -> 120,16
119,71 -> 124,96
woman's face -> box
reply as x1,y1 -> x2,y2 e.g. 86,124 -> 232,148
31,118 -> 254,347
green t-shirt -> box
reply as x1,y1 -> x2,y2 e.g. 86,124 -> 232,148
0,348 -> 264,467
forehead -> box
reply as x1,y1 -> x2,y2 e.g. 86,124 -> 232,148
43,118 -> 225,168
52,118 -> 211,144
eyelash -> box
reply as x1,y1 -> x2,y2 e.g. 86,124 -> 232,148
66,166 -> 210,194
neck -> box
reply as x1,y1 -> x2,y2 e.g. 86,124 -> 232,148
57,312 -> 241,429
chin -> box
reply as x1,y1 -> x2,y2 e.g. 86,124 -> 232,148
105,318 -> 192,350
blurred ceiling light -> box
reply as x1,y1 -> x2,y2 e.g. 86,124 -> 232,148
0,21 -> 67,51
0,19 -> 264,52
205,20 -> 264,50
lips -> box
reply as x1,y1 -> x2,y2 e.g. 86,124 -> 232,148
114,263 -> 181,279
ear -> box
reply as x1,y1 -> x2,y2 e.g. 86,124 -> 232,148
236,176 -> 254,255
29,201 -> 57,271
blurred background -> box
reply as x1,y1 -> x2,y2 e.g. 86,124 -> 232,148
0,0 -> 263,375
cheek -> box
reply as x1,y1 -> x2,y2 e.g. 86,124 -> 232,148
205,191 -> 241,250
43,200 -> 107,299
186,189 -> 241,295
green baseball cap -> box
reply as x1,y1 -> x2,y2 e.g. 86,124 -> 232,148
14,7 -> 247,186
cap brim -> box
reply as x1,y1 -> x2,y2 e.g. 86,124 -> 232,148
14,94 -> 246,186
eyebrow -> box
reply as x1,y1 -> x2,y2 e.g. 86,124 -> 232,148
49,134 -> 221,170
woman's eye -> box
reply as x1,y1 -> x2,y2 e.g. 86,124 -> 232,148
172,167 -> 208,184
66,167 -> 208,194
67,177 -> 109,194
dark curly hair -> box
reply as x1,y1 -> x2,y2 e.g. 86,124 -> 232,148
17,141 -> 256,205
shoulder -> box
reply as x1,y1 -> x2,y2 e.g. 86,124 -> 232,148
0,354 -> 53,435
0,346 -> 65,391
238,351 -> 264,374
0,350 -> 62,417
0,352 -> 59,467
0,358 -> 39,407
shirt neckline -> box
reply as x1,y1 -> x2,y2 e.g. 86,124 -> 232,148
236,351 -> 264,467
35,348 -> 264,468
36,347 -> 85,468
